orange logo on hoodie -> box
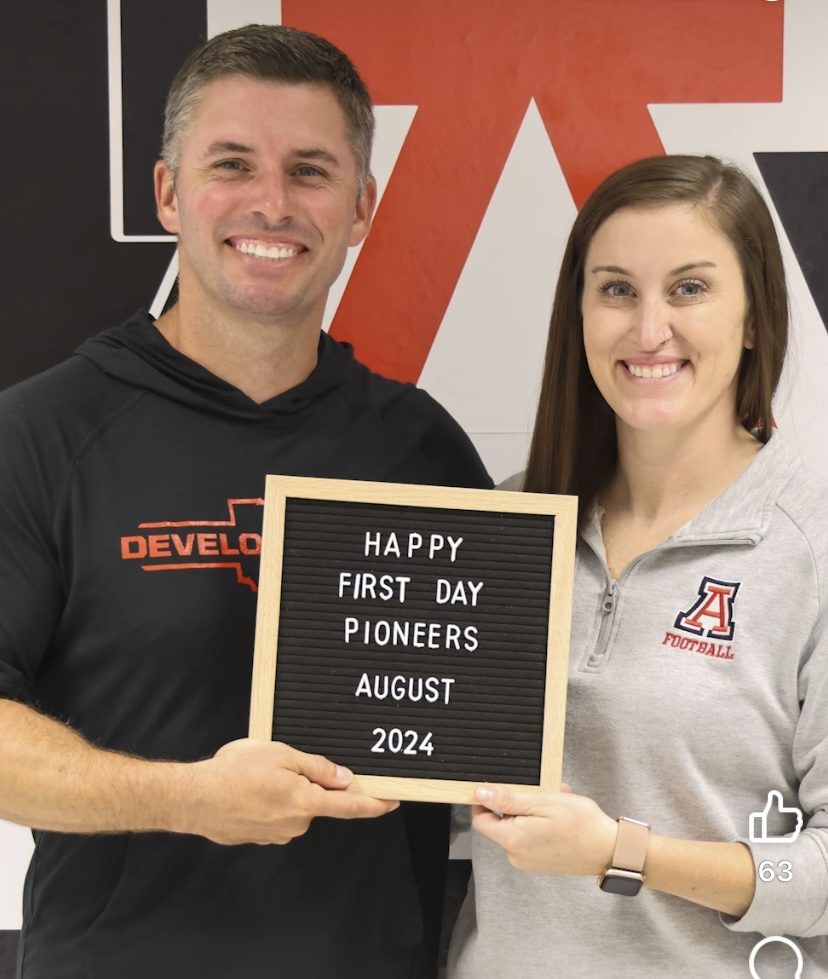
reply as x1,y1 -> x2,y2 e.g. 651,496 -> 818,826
120,498 -> 264,592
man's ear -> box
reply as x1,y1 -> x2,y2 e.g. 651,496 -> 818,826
349,175 -> 377,247
154,160 -> 180,235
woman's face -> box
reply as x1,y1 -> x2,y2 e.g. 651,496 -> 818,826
581,203 -> 753,438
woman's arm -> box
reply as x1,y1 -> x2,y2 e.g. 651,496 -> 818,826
473,787 -> 755,917
643,834 -> 754,916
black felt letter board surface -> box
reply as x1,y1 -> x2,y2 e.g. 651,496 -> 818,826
250,477 -> 576,803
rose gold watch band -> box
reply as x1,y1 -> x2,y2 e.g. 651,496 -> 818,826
611,817 -> 650,873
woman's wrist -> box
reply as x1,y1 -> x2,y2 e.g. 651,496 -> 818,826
598,817 -> 651,895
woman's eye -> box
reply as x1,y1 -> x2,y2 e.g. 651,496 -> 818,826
674,279 -> 706,298
599,281 -> 634,299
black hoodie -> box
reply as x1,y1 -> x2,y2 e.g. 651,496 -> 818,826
0,311 -> 491,979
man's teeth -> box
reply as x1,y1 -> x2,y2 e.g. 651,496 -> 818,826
235,241 -> 299,260
627,362 -> 681,379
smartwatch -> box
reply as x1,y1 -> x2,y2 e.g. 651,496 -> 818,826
598,817 -> 650,896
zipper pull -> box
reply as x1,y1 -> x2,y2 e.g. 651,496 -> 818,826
602,583 -> 616,614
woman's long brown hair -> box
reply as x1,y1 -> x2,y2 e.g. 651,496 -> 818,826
523,155 -> 788,524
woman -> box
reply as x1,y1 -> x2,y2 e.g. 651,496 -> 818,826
448,155 -> 828,978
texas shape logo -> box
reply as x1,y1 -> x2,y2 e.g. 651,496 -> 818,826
674,576 -> 740,642
120,498 -> 264,592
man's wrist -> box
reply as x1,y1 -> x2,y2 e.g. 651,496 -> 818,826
106,756 -> 204,836
152,759 -> 206,835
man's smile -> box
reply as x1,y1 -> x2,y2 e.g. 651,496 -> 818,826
229,237 -> 305,262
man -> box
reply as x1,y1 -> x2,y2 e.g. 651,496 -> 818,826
0,25 -> 490,979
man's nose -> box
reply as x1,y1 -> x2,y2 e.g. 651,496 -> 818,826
248,169 -> 293,223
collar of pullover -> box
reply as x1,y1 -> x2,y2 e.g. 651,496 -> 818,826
580,433 -> 799,561
670,433 -> 798,545
75,309 -> 355,422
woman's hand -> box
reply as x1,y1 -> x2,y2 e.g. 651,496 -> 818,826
472,784 -> 618,876
474,785 -> 756,916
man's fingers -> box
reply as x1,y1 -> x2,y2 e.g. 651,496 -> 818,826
280,743 -> 353,789
280,745 -> 399,819
312,785 -> 399,820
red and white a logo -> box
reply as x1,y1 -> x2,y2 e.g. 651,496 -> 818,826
674,577 -> 740,642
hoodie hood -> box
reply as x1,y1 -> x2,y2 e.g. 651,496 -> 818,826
75,310 -> 355,422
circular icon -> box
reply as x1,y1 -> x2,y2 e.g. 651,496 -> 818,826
749,936 -> 803,978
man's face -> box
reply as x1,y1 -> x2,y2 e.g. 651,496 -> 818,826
155,76 -> 375,327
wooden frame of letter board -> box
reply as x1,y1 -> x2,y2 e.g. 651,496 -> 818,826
249,476 -> 577,804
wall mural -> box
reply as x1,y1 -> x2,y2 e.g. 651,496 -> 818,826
1,0 -> 826,966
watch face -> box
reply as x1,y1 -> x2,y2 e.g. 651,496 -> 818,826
599,871 -> 644,897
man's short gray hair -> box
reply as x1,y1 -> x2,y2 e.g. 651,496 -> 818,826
161,24 -> 375,184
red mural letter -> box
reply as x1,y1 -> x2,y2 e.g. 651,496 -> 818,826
284,0 -> 783,382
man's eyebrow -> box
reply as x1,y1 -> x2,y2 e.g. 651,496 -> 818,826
199,143 -> 342,168
589,261 -> 718,276
202,140 -> 254,157
291,148 -> 341,167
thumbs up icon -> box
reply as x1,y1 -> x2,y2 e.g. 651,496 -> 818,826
749,790 -> 803,843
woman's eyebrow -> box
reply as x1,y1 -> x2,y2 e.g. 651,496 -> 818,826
589,261 -> 717,276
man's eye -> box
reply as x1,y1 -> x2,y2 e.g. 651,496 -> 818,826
215,160 -> 244,172
294,165 -> 324,178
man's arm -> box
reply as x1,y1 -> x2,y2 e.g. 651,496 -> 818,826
0,698 -> 396,844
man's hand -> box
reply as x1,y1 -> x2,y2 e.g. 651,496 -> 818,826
183,739 -> 398,845
472,784 -> 616,876
0,701 -> 396,841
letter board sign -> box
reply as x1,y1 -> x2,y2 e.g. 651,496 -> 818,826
249,477 -> 576,803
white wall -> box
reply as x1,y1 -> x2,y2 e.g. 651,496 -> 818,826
3,0 -> 828,930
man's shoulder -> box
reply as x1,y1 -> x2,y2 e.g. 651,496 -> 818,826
337,349 -> 462,438
0,350 -> 139,455
332,345 -> 492,488
1,354 -> 96,408
337,347 -> 434,412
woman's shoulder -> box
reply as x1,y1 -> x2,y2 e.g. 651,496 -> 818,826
496,471 -> 525,491
769,437 -> 828,555
776,468 -> 828,535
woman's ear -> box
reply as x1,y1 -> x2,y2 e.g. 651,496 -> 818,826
743,318 -> 755,350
